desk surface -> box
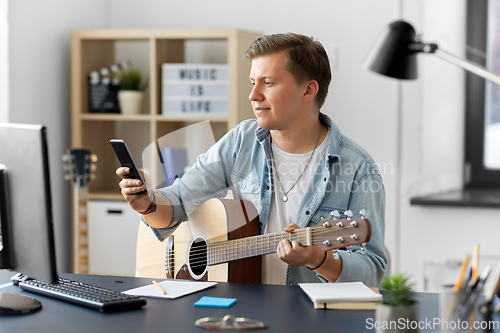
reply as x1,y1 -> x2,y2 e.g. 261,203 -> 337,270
1,272 -> 443,333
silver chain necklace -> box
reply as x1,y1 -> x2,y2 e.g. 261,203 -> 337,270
270,126 -> 322,202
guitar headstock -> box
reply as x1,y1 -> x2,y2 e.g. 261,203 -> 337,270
312,209 -> 371,257
63,148 -> 97,188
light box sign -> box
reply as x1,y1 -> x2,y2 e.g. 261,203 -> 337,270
161,64 -> 229,116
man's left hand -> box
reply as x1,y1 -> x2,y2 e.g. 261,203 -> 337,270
277,223 -> 325,268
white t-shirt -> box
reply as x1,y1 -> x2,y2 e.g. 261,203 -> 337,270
261,130 -> 329,285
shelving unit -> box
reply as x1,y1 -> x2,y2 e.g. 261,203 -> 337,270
71,29 -> 261,200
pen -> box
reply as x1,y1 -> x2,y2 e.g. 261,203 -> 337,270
463,266 -> 491,326
152,280 -> 167,295
485,261 -> 500,304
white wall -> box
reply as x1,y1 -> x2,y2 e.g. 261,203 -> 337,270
8,0 -> 109,272
0,0 -> 8,123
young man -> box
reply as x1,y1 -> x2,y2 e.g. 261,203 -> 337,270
117,33 -> 387,286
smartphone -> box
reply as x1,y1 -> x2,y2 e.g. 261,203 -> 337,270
110,139 -> 147,194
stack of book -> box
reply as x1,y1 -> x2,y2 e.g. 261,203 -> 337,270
161,64 -> 229,116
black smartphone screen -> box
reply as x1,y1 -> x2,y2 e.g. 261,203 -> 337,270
110,139 -> 147,193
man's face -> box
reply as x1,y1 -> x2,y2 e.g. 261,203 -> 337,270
249,51 -> 308,131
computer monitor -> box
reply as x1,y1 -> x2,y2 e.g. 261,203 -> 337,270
0,123 -> 58,314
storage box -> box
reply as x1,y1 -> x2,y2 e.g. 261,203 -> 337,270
87,200 -> 139,276
160,147 -> 188,186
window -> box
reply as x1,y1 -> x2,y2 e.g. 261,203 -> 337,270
465,0 -> 500,187
410,0 -> 500,207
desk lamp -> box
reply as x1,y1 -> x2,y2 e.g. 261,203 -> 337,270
363,20 -> 500,85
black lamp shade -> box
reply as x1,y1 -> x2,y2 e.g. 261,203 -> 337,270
363,20 -> 419,80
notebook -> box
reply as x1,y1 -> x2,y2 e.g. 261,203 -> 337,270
123,280 -> 217,299
299,282 -> 382,310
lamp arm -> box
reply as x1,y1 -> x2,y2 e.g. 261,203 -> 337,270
434,48 -> 500,86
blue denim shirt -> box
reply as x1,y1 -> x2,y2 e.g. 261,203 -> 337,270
149,113 -> 387,287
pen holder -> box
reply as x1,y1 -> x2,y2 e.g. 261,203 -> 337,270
440,284 -> 480,332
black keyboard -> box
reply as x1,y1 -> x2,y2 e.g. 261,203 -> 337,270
11,273 -> 146,312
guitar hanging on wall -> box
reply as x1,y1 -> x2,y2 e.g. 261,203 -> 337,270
63,148 -> 97,274
136,198 -> 371,283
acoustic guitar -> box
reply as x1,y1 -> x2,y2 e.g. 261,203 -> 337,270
136,198 -> 371,283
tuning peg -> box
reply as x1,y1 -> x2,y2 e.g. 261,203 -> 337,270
359,209 -> 366,219
90,154 -> 98,163
344,210 -> 353,220
63,174 -> 70,181
336,236 -> 344,244
62,154 -> 69,162
323,240 -> 331,247
361,243 -> 367,254
350,221 -> 358,227
350,234 -> 358,241
332,249 -> 340,260
330,210 -> 340,220
346,246 -> 352,256
322,221 -> 331,228
336,221 -> 344,228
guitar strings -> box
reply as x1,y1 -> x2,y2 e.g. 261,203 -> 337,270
182,239 -> 366,272
170,225 -> 361,260
183,237 -> 367,272
168,225 -> 355,258
166,225 -> 366,271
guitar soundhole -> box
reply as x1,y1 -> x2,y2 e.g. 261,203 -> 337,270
189,237 -> 208,277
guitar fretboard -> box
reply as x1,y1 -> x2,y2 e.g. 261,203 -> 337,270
207,229 -> 312,266
74,187 -> 89,274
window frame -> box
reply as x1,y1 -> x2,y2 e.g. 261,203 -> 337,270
465,0 -> 500,187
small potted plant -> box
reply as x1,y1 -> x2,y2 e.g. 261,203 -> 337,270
375,274 -> 418,333
117,68 -> 146,115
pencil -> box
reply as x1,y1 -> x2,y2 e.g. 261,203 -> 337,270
152,280 -> 167,295
454,255 -> 470,292
472,244 -> 479,283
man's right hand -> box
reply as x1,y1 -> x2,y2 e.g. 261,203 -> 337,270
116,167 -> 152,213
116,167 -> 173,229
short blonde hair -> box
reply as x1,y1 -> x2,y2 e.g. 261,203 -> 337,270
246,33 -> 332,109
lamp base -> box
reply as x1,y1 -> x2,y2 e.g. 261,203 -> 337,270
0,292 -> 42,316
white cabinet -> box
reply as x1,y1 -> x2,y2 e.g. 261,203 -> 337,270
87,200 -> 140,276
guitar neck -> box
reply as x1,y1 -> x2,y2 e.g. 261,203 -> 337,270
206,218 -> 370,267
73,185 -> 89,274
207,229 -> 311,266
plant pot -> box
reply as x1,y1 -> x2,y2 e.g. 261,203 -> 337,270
375,303 -> 419,333
118,90 -> 144,115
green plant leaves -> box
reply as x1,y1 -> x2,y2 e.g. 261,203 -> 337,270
379,274 -> 416,307
118,69 -> 144,91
